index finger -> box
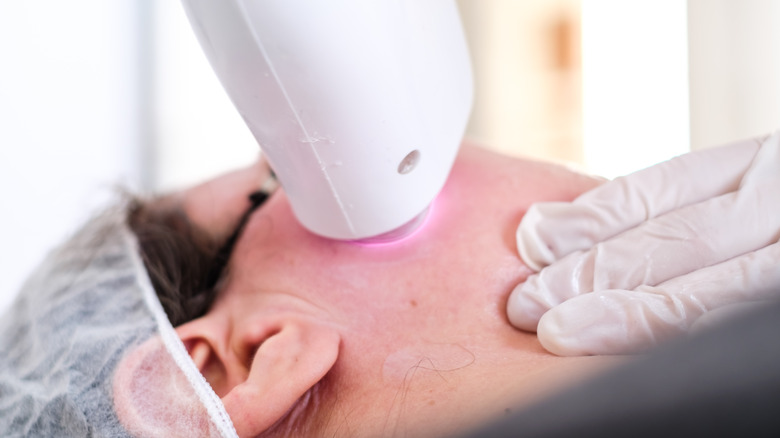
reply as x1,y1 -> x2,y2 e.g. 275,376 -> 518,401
518,134 -> 768,271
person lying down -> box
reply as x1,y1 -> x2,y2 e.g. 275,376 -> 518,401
0,142 -> 621,437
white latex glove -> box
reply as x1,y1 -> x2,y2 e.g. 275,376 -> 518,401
508,131 -> 780,356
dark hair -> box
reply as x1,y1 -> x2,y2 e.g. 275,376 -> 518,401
127,191 -> 268,326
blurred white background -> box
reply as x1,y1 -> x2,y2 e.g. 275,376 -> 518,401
1,0 -> 779,312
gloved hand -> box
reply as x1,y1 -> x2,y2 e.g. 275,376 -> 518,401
508,131 -> 780,356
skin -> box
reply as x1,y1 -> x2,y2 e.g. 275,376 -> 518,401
119,143 -> 618,437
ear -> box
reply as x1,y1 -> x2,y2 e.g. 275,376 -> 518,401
176,316 -> 341,437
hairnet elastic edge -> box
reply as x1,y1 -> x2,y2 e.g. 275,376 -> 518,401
120,223 -> 239,438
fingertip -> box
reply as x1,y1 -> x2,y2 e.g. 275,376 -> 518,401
536,307 -> 590,356
506,281 -> 547,332
537,291 -> 664,356
516,204 -> 557,271
537,293 -> 629,356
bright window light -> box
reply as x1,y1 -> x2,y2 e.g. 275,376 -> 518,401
581,0 -> 690,179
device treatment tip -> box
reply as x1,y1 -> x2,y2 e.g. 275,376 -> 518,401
353,207 -> 431,245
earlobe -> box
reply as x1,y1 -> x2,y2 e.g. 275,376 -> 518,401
221,320 -> 341,437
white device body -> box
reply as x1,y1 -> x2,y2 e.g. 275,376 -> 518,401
181,0 -> 473,240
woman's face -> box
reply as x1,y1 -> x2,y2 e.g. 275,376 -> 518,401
173,144 -> 612,437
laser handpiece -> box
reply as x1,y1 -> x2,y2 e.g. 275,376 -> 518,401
180,0 -> 473,241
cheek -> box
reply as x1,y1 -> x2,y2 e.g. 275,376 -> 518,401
232,183 -> 508,318
238,198 -> 415,283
